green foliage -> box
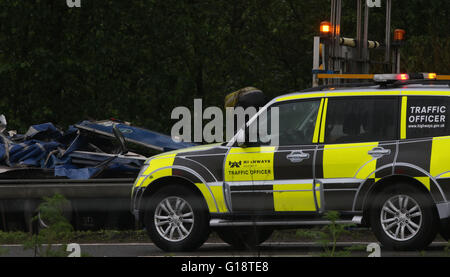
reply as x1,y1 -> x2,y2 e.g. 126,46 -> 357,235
294,228 -> 323,240
316,211 -> 355,257
0,229 -> 150,245
0,1 -> 448,134
24,194 -> 75,257
0,231 -> 31,244
294,211 -> 361,257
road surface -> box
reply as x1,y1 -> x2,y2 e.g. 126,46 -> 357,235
1,241 -> 448,257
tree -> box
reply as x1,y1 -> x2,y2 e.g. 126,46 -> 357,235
0,0 -> 447,135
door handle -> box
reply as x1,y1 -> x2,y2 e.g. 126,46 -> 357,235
368,147 -> 391,158
286,151 -> 310,163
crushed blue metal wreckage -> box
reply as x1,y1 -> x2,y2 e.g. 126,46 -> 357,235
0,118 -> 196,180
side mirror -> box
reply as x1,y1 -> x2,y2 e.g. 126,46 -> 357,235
112,124 -> 128,154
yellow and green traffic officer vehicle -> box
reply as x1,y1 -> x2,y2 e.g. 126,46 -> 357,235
131,73 -> 450,251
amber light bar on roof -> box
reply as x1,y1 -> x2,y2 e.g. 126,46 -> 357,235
437,75 -> 450,80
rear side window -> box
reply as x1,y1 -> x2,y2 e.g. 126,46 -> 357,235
324,97 -> 399,144
406,96 -> 449,139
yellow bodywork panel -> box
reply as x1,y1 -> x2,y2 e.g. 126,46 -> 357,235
414,177 -> 430,191
133,176 -> 146,187
400,96 -> 407,139
315,183 -> 321,209
437,172 -> 450,178
319,98 -> 328,143
225,147 -> 275,182
401,91 -> 450,96
323,142 -> 378,179
276,93 -> 325,102
430,136 -> 450,178
133,152 -> 227,213
210,186 -> 228,213
312,98 -> 324,143
194,183 -> 220,213
273,183 -> 317,211
138,154 -> 176,187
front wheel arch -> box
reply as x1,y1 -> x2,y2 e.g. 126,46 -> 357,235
138,176 -> 210,226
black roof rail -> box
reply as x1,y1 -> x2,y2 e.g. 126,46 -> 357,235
301,82 -> 376,92
302,79 -> 450,92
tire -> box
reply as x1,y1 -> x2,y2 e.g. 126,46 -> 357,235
369,183 -> 438,250
215,226 -> 274,250
144,185 -> 210,252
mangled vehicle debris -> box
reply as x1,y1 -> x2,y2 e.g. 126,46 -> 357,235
0,116 -> 194,231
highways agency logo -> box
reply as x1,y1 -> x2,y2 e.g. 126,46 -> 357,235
228,161 -> 242,168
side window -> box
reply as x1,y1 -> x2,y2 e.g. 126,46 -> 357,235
324,97 -> 399,144
250,99 -> 321,146
406,96 -> 449,139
